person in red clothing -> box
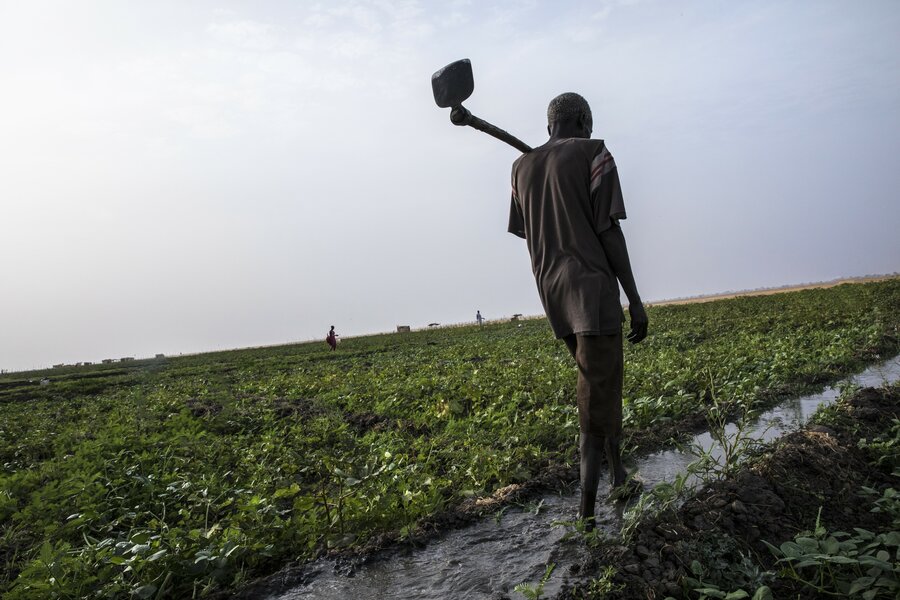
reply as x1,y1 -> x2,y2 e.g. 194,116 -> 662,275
508,92 -> 648,528
325,325 -> 338,351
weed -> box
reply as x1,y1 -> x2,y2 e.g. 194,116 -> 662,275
764,505 -> 900,599
688,370 -> 767,484
573,565 -> 622,598
514,562 -> 555,600
681,542 -> 775,600
857,418 -> 900,469
621,471 -> 692,542
553,518 -> 609,548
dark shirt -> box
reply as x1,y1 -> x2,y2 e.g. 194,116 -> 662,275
508,138 -> 626,337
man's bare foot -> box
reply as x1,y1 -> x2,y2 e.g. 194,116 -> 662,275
579,515 -> 596,532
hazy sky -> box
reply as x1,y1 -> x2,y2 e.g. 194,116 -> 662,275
2,0 -> 899,371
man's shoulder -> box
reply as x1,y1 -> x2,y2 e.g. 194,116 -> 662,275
570,137 -> 607,152
539,137 -> 607,157
512,138 -> 608,172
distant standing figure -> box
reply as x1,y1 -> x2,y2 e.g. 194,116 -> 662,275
326,326 -> 338,351
476,310 -> 484,326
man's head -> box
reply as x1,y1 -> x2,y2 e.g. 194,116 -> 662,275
547,92 -> 592,139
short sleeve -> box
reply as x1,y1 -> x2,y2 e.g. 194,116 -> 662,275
508,168 -> 526,239
589,145 -> 626,234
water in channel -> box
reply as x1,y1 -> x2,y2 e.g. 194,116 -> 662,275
268,356 -> 900,600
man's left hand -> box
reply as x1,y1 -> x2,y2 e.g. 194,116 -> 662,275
627,303 -> 648,344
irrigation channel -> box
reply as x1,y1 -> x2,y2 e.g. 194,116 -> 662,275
266,356 -> 900,600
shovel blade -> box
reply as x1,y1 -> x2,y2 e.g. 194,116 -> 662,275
431,59 -> 474,108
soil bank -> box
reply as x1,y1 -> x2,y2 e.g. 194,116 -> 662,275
560,383 -> 899,599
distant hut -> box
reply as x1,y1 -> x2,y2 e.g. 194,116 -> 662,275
396,325 -> 411,333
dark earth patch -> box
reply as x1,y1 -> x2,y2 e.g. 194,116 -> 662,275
344,411 -> 390,433
272,397 -> 325,420
221,379 -> 898,600
559,383 -> 899,599
185,397 -> 224,418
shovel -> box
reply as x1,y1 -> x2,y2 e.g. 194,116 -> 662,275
431,59 -> 533,154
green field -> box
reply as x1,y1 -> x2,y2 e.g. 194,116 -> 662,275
1,280 -> 898,599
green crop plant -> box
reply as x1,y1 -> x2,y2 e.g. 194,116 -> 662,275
764,505 -> 900,599
1,279 -> 897,597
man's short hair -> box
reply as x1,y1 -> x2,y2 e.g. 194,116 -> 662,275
547,93 -> 592,126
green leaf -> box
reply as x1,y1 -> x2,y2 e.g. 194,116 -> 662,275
690,559 -> 703,576
724,591 -> 749,600
795,537 -> 818,551
793,559 -> 822,569
146,549 -> 167,562
848,576 -> 875,595
693,588 -> 726,599
761,540 -> 782,556
823,537 -> 840,554
273,484 -> 301,499
858,556 -> 893,570
130,532 -> 151,544
129,544 -> 151,555
874,576 -> 898,589
780,541 -> 802,558
132,584 -> 157,599
751,586 -> 773,600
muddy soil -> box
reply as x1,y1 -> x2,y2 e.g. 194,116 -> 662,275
223,349 -> 899,600
560,384 -> 899,599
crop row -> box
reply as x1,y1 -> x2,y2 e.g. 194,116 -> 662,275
1,279 -> 898,598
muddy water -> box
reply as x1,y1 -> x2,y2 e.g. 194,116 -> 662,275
269,356 -> 900,600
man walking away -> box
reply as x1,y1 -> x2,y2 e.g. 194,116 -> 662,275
507,92 -> 648,528
476,310 -> 484,326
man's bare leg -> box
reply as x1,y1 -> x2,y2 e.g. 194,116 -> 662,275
579,431 -> 605,529
605,436 -> 628,487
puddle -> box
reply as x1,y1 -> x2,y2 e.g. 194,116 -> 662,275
268,356 -> 900,600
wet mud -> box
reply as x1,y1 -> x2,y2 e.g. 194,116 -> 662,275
224,357 -> 900,600
561,383 -> 899,599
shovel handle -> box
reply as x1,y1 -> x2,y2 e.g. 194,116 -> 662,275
450,106 -> 532,154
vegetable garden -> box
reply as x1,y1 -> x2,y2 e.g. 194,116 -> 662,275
1,279 -> 898,599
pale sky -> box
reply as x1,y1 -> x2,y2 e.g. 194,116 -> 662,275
1,0 -> 898,371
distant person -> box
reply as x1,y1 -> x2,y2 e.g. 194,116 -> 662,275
326,326 -> 338,351
476,310 -> 484,326
507,93 -> 648,528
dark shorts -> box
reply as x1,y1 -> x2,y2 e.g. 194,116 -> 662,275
563,331 -> 624,439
